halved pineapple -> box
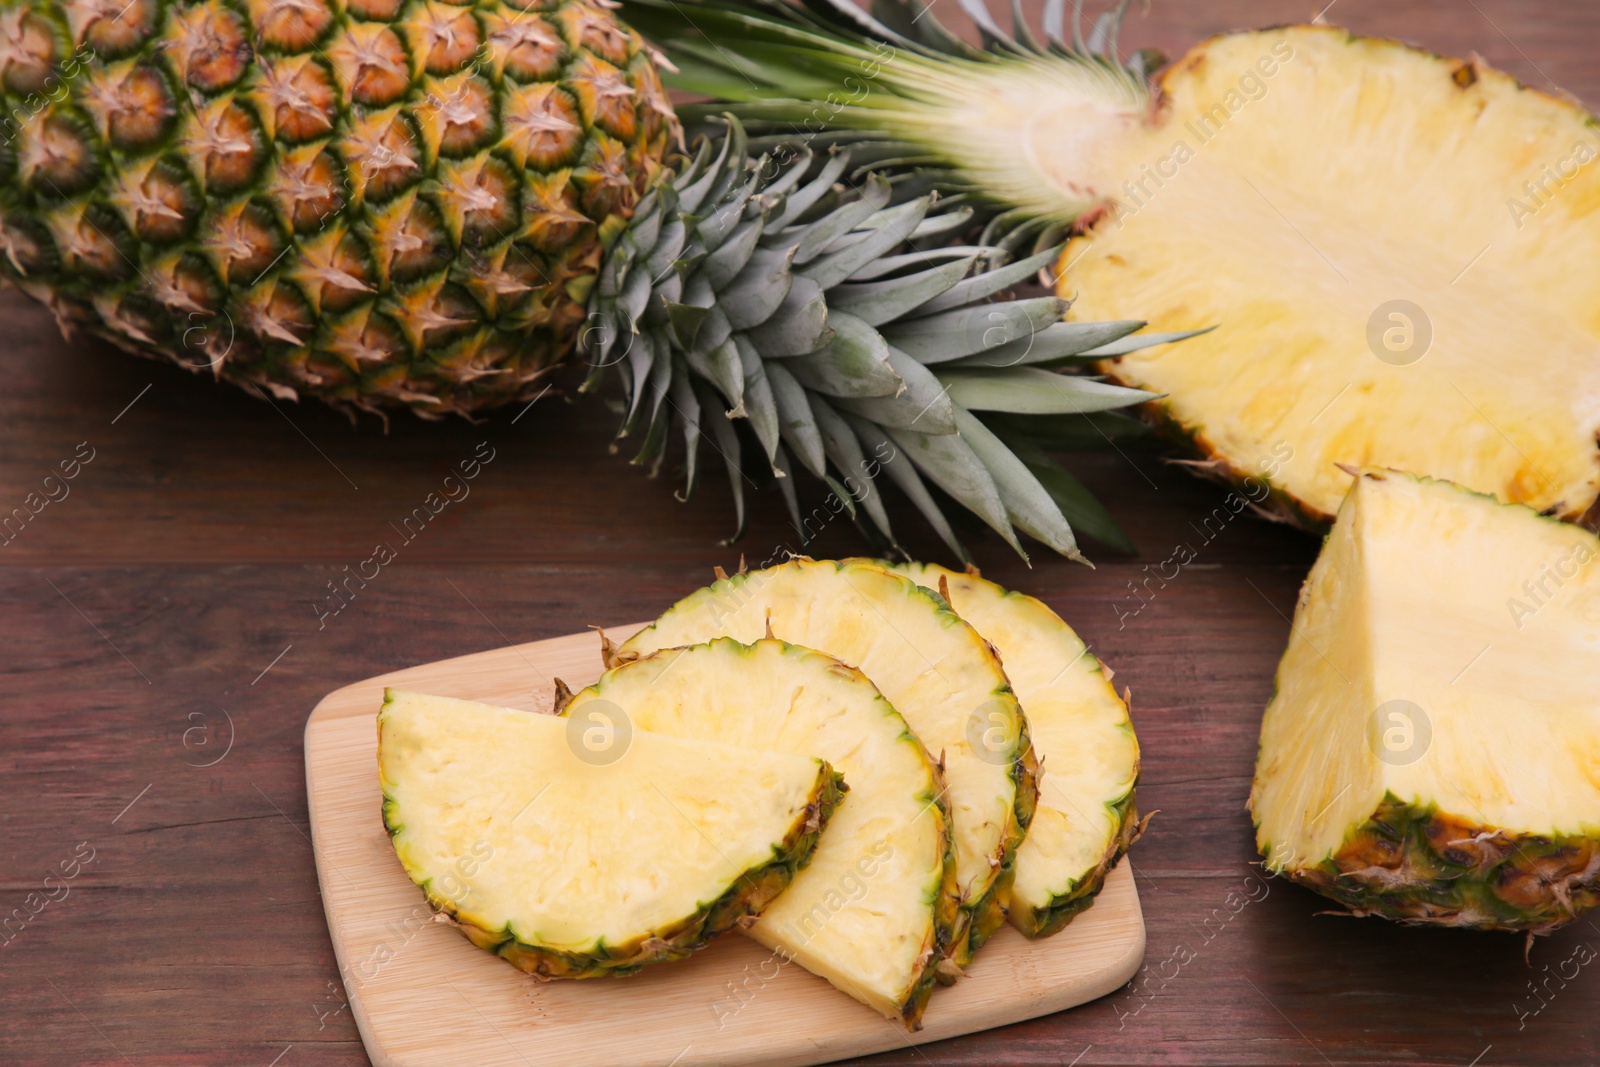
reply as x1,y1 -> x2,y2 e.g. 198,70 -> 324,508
884,562 -> 1141,937
1063,26 -> 1600,524
378,689 -> 843,977
562,638 -> 956,1027
619,559 -> 1036,968
1250,471 -> 1600,932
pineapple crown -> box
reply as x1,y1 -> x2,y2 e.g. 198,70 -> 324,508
617,0 -> 1161,248
583,118 -> 1197,562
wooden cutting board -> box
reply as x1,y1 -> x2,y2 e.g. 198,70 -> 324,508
304,625 -> 1146,1067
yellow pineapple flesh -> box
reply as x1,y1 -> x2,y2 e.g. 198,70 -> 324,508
1061,27 -> 1600,523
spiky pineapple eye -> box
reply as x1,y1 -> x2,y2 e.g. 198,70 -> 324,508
562,5 -> 630,66
411,0 -> 482,75
163,2 -> 253,93
182,98 -> 264,194
81,64 -> 176,151
48,206 -> 130,279
17,113 -> 98,196
201,201 -> 285,287
253,55 -> 339,143
339,110 -> 422,203
567,54 -> 635,141
268,145 -> 347,233
501,81 -> 581,169
326,23 -> 410,108
484,12 -> 563,82
292,230 -> 377,315
0,9 -> 61,95
0,214 -> 53,276
248,0 -> 335,53
420,73 -> 498,157
65,0 -> 158,58
110,159 -> 199,244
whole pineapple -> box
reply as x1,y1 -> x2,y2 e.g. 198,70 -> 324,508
0,0 -> 676,416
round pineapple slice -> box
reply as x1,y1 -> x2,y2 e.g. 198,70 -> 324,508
619,558 -> 1037,967
378,688 -> 843,977
883,562 -> 1141,937
562,637 -> 956,1028
1251,470 -> 1600,933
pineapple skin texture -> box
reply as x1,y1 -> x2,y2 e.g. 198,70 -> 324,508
0,0 -> 676,417
1252,470 -> 1600,934
1280,796 -> 1600,935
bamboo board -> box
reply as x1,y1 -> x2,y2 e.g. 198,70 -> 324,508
304,626 -> 1145,1067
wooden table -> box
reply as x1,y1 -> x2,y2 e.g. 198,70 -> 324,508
2,1 -> 1595,1063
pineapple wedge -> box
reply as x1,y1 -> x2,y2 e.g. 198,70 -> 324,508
619,559 -> 1037,968
1251,471 -> 1600,932
378,689 -> 843,977
562,638 -> 956,1027
884,562 -> 1141,937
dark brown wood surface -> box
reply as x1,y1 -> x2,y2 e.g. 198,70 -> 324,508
3,1 -> 1596,1064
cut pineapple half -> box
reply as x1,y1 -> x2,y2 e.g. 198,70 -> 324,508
378,689 -> 843,977
884,562 -> 1140,937
1061,26 -> 1600,524
619,559 -> 1036,967
1250,471 -> 1600,932
563,638 -> 956,1027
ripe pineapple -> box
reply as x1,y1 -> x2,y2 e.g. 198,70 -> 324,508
562,637 -> 956,1027
886,561 -> 1141,938
1,0 -> 676,415
618,558 -> 1036,970
0,0 -> 1185,559
1250,471 -> 1600,933
637,3 -> 1600,526
378,688 -> 843,976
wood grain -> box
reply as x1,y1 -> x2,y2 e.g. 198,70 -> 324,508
1,2 -> 1597,1065
306,628 -> 1143,1067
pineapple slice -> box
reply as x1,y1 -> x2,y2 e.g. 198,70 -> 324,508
619,559 -> 1036,967
1063,26 -> 1600,525
1250,471 -> 1600,932
378,689 -> 843,977
885,562 -> 1141,937
562,638 -> 956,1027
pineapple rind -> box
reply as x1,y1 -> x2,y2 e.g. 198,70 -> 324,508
1253,469 -> 1600,932
619,558 -> 1035,968
378,688 -> 843,978
1267,794 -> 1600,934
880,560 -> 1141,940
0,0 -> 676,417
563,637 -> 958,1027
